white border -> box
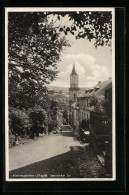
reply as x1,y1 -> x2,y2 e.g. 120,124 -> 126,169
5,7 -> 115,181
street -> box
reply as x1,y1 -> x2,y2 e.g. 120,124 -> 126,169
9,125 -> 105,178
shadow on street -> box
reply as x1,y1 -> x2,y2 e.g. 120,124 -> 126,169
9,145 -> 105,179
9,146 -> 79,178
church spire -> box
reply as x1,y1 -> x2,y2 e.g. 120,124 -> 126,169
71,63 -> 77,74
69,62 -> 79,112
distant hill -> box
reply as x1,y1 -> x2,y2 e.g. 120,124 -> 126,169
47,86 -> 69,93
48,86 -> 88,94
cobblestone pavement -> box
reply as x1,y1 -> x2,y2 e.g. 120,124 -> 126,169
9,126 -> 105,178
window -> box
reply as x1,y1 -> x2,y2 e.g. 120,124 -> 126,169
74,94 -> 76,99
87,114 -> 88,119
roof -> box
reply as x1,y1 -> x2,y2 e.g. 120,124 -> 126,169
79,79 -> 112,98
71,63 -> 77,75
104,81 -> 112,91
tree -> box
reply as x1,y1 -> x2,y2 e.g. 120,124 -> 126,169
50,100 -> 59,119
59,90 -> 63,94
8,11 -> 112,139
29,106 -> 48,136
8,11 -> 112,109
9,107 -> 32,136
90,94 -> 112,116
8,13 -> 69,109
53,11 -> 112,47
9,12 -> 112,48
90,95 -> 105,112
48,117 -> 58,132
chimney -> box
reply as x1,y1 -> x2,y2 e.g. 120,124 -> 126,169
98,81 -> 101,84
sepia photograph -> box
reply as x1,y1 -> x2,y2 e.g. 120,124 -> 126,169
5,8 -> 115,181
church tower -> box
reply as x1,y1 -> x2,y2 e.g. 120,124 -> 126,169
69,63 -> 80,111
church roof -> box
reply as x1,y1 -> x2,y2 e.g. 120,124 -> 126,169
71,63 -> 77,75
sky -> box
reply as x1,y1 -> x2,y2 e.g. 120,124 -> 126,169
48,14 -> 112,88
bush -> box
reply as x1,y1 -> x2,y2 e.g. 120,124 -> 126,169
29,106 -> 48,136
9,107 -> 31,136
48,117 -> 58,132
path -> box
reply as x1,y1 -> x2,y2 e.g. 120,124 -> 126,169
9,125 -> 105,178
9,126 -> 84,171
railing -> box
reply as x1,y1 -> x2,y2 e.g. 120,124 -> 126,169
90,111 -> 112,136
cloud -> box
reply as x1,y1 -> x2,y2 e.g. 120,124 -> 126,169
50,52 -> 111,88
47,13 -> 112,88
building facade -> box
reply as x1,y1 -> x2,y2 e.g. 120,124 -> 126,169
69,68 -> 112,174
69,69 -> 112,134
